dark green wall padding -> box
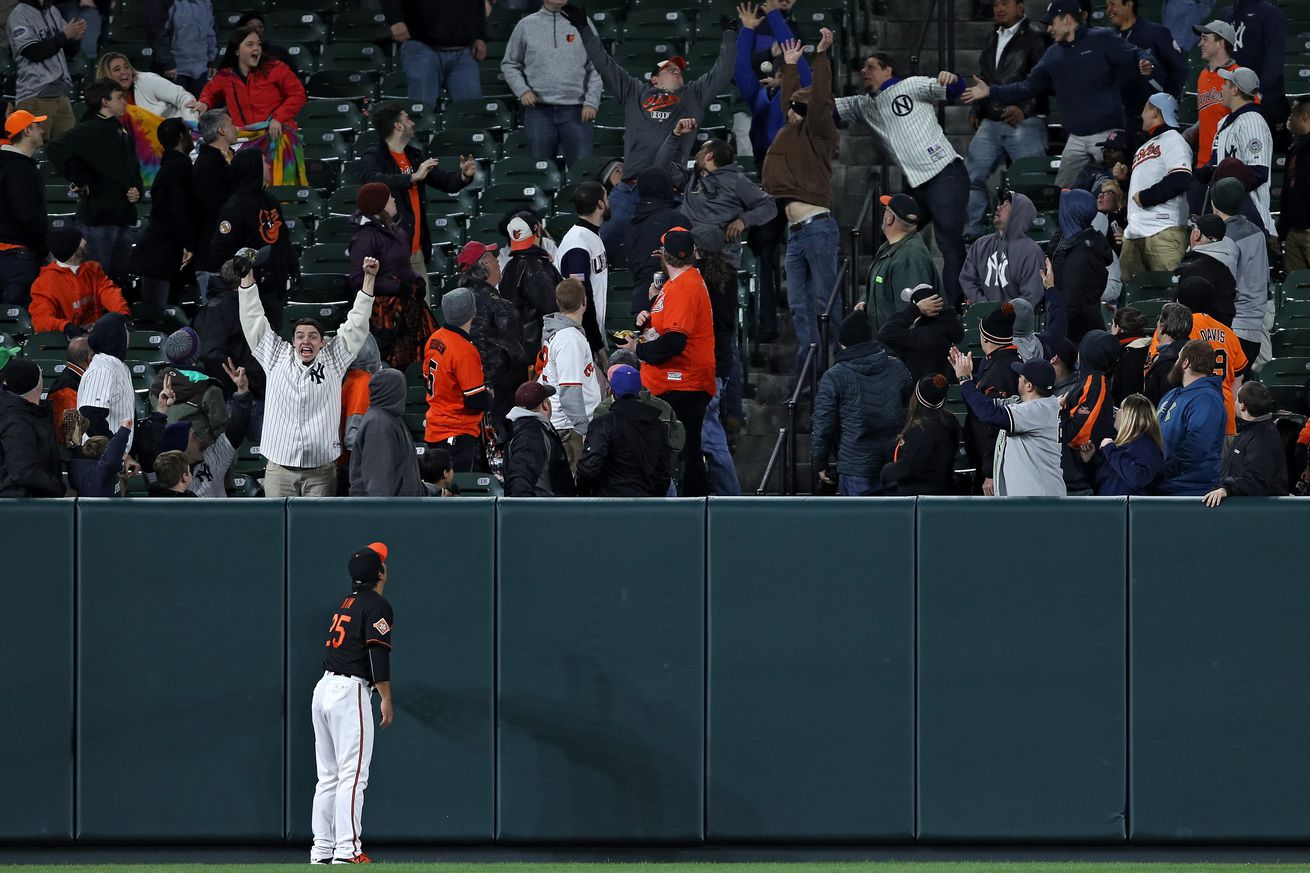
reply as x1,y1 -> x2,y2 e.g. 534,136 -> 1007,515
6,497 -> 1309,845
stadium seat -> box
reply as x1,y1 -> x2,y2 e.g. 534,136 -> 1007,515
1259,356 -> 1310,411
429,215 -> 465,252
0,304 -> 32,334
331,6 -> 389,38
128,329 -> 166,352
301,242 -> 353,273
1026,211 -> 1057,246
622,9 -> 693,39
443,98 -> 516,132
1282,269 -> 1310,303
281,42 -> 321,75
428,187 -> 481,219
482,182 -> 551,216
1125,270 -> 1176,304
263,10 -> 329,44
329,185 -> 361,216
295,272 -> 350,304
26,331 -> 69,353
306,69 -> 378,100
128,361 -> 156,394
1129,298 -> 1169,324
465,214 -> 507,246
546,213 -> 576,242
280,303 -> 345,338
961,301 -> 1000,353
615,39 -> 686,73
586,10 -> 623,41
491,156 -> 563,192
378,70 -> 411,100
319,41 -> 388,73
1274,327 -> 1310,356
450,470 -> 505,496
312,215 -> 358,247
130,303 -> 189,332
430,128 -> 498,162
1004,155 -> 1062,210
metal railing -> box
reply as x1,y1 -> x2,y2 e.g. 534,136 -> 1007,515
848,187 -> 877,311
907,0 -> 958,125
755,257 -> 852,496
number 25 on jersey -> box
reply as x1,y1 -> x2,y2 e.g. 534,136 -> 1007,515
325,597 -> 355,648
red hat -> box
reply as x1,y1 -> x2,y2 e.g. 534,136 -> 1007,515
654,56 -> 687,75
457,240 -> 498,272
355,182 -> 391,216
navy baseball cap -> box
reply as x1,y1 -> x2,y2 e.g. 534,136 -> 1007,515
1096,130 -> 1133,153
1040,0 -> 1081,22
1011,358 -> 1057,392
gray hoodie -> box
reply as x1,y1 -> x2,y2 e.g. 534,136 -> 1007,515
581,24 -> 736,175
348,368 -> 423,497
994,394 -> 1065,497
540,311 -> 591,433
1012,298 -> 1044,363
343,334 -> 382,453
501,6 -> 602,109
1190,236 -> 1239,279
1223,213 -> 1273,336
658,155 -> 776,268
959,193 -> 1046,307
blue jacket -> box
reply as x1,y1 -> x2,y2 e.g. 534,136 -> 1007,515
1219,0 -> 1286,97
811,340 -> 912,477
1117,17 -> 1187,130
1094,435 -> 1164,495
1157,375 -> 1225,495
67,425 -> 130,498
990,25 -> 1150,135
734,10 -> 811,158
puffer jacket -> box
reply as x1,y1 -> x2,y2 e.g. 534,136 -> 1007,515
960,192 -> 1046,305
0,389 -> 66,497
349,368 -> 423,497
504,406 -> 576,497
1173,238 -> 1238,326
347,213 -> 422,298
810,340 -> 912,477
197,57 -> 306,129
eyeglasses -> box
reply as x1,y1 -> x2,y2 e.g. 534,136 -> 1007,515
789,101 -> 808,117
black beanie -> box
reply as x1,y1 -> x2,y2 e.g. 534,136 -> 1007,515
88,312 -> 128,360
838,311 -> 873,347
2,358 -> 41,395
980,303 -> 1016,345
1176,275 -> 1213,314
48,227 -> 83,262
637,167 -> 674,199
915,373 -> 949,408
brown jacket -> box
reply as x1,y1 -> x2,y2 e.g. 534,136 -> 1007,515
761,53 -> 838,209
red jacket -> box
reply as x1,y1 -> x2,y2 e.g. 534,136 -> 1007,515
29,261 -> 130,333
198,59 -> 306,129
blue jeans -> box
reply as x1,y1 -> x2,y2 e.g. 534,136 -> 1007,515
0,248 -> 39,305
1164,0 -> 1214,52
401,41 -> 481,105
724,340 -> 743,420
701,377 -> 741,495
965,117 -> 1048,238
909,159 -> 969,307
839,475 -> 876,496
600,179 -> 637,257
56,2 -> 101,57
784,214 -> 839,372
78,223 -> 134,286
523,103 -> 594,168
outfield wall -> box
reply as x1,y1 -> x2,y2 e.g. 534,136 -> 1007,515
7,497 -> 1310,845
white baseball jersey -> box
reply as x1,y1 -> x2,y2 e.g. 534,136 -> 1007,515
835,79 -> 960,187
239,284 -> 375,468
555,223 -> 608,341
539,320 -> 601,433
1126,128 -> 1192,239
189,434 -> 237,498
77,353 -> 136,451
1213,105 -> 1274,232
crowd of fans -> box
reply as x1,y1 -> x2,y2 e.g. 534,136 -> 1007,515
0,0 -> 1306,499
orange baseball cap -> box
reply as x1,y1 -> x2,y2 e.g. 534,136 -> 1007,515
367,542 -> 388,562
4,110 -> 47,137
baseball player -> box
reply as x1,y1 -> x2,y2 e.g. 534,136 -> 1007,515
311,543 -> 395,865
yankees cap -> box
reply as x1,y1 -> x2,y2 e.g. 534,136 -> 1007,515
1039,0 -> 1080,23
1217,65 -> 1260,96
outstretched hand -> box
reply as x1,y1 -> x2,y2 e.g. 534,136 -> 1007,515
779,38 -> 803,66
948,345 -> 974,380
156,371 -> 176,412
222,356 -> 249,395
961,75 -> 990,104
737,2 -> 764,28
817,27 -> 833,53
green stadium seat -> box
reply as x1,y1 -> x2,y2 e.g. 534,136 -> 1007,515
1125,270 -> 1176,304
403,410 -> 427,439
0,304 -> 32,334
615,39 -> 686,73
465,214 -> 506,246
546,213 -> 576,242
301,242 -> 352,272
1128,298 -> 1169,324
319,41 -> 389,72
328,185 -> 361,216
130,303 -> 189,332
499,128 -> 536,158
491,156 -> 563,192
450,470 -> 505,496
1004,155 -> 1062,209
295,272 -> 350,303
331,6 -> 389,38
311,215 -> 358,247
306,70 -> 378,100
430,128 -> 498,161
1273,327 -> 1310,356
443,98 -> 516,132
1287,64 -> 1310,97
228,473 -> 262,497
622,8 -> 693,39
592,100 -> 627,129
593,127 -> 625,156
1282,269 -> 1310,303
482,182 -> 551,215
429,215 -> 465,252
476,65 -> 516,99
279,303 -> 345,338
961,301 -> 1000,353
281,42 -> 321,75
684,40 -> 731,73
586,10 -> 623,41
26,331 -> 69,353
269,185 -> 326,212
232,440 -> 267,475
1259,356 -> 1310,410
428,186 -> 481,218
128,329 -> 166,352
128,361 -> 157,394
45,184 -> 78,210
378,70 -> 410,100
1277,298 -> 1310,327
263,10 -> 329,44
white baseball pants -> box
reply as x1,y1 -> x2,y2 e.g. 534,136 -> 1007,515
310,672 -> 374,862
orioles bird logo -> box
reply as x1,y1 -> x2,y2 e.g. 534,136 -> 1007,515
259,209 -> 282,245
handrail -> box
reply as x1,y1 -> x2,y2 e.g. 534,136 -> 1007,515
908,0 -> 940,76
848,187 -> 876,310
785,342 -> 818,495
817,258 -> 850,376
755,428 -> 789,495
907,0 -> 956,124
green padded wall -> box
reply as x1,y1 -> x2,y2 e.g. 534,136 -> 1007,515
706,497 -> 915,840
0,502 -> 74,840
917,497 -> 1128,840
496,499 -> 705,842
285,499 -> 496,843
1130,498 -> 1310,840
76,501 -> 285,840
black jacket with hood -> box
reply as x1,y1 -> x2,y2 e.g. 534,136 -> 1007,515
880,404 -> 960,495
207,148 -> 297,304
877,302 -> 964,381
1143,337 -> 1183,406
504,405 -> 577,497
349,369 -> 424,497
129,148 -> 197,281
624,181 -> 688,312
576,395 -> 672,497
357,141 -> 472,263
0,387 -> 66,497
0,147 -> 47,258
499,245 -> 561,354
1059,329 -> 1121,493
1219,414 -> 1288,497
1052,190 -> 1114,343
1173,239 -> 1239,326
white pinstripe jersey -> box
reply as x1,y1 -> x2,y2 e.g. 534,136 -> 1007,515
76,353 -> 135,451
239,284 -> 375,468
835,78 -> 960,187
1213,106 -> 1274,233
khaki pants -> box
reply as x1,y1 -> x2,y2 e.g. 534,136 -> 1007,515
410,250 -> 430,299
560,428 -> 584,473
1119,227 -> 1188,283
20,96 -> 75,142
264,460 -> 338,497
1286,229 -> 1310,274
1054,131 -> 1112,188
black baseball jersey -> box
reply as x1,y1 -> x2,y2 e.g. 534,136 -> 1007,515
322,588 -> 394,685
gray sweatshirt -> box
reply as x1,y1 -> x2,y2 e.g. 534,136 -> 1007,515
959,192 -> 1045,306
994,395 -> 1065,497
581,24 -> 735,176
349,368 -> 424,497
1224,213 -> 1273,336
7,0 -> 72,102
500,7 -> 602,108
657,154 -> 776,268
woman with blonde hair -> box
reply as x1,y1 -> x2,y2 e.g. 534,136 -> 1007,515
1078,393 -> 1164,495
96,52 -> 201,121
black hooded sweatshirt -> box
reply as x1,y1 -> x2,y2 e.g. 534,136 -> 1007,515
1060,329 -> 1121,493
207,149 -> 297,323
625,184 -> 688,313
877,303 -> 965,381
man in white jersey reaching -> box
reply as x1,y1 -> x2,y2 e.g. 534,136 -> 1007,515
1122,93 -> 1194,281
236,248 -> 379,497
836,54 -> 971,306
